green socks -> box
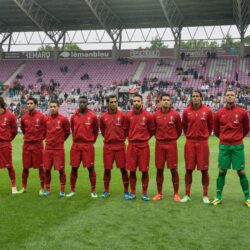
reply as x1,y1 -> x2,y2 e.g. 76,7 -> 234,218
239,174 -> 249,200
216,171 -> 226,200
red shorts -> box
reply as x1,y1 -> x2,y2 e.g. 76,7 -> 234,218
70,143 -> 95,168
44,149 -> 65,170
103,143 -> 126,169
22,143 -> 44,169
184,140 -> 209,170
126,142 -> 150,172
0,143 -> 13,168
155,141 -> 178,169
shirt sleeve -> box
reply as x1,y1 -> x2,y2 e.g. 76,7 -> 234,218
10,115 -> 18,140
99,115 -> 105,137
176,113 -> 182,138
207,109 -> 214,136
147,113 -> 155,138
70,115 -> 74,134
63,117 -> 70,141
242,111 -> 250,138
20,116 -> 25,135
213,112 -> 220,138
182,110 -> 188,135
92,115 -> 99,142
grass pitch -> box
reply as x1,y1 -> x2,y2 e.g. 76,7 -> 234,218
0,135 -> 249,250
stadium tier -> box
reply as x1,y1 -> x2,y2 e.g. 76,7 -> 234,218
1,55 -> 250,118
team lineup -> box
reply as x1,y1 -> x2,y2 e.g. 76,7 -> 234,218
0,90 -> 249,207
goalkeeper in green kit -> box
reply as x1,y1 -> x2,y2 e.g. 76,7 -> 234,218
212,90 -> 250,207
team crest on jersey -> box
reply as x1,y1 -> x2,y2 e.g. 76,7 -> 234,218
141,116 -> 146,125
116,116 -> 121,125
201,112 -> 206,120
35,119 -> 40,127
169,115 -> 174,125
85,117 -> 91,125
56,120 -> 61,129
2,117 -> 7,126
234,114 -> 239,124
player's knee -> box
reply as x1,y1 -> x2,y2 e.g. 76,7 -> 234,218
237,169 -> 245,176
219,169 -> 227,175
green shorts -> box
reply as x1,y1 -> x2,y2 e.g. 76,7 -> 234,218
218,144 -> 245,170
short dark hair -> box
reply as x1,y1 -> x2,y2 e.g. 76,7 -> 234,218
49,100 -> 60,106
133,94 -> 143,100
79,95 -> 88,100
106,94 -> 117,103
26,97 -> 38,105
225,89 -> 235,95
160,93 -> 171,100
191,90 -> 203,99
0,97 -> 6,109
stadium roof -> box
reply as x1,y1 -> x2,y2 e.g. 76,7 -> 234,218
0,0 -> 249,33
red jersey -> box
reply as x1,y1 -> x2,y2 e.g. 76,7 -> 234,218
214,104 -> 249,145
127,108 -> 155,143
0,109 -> 17,146
71,109 -> 98,143
100,109 -> 128,144
182,103 -> 213,141
153,108 -> 182,141
44,113 -> 70,149
21,110 -> 45,143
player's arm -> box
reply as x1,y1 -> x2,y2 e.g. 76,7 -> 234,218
147,113 -> 155,138
43,117 -> 47,139
10,115 -> 18,140
182,110 -> 188,135
70,115 -> 74,134
20,116 -> 26,134
207,109 -> 214,135
213,112 -> 220,138
99,115 -> 106,137
93,115 -> 99,142
242,111 -> 250,138
176,113 -> 182,138
63,117 -> 70,141
123,113 -> 129,138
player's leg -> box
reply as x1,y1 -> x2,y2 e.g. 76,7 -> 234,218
238,169 -> 249,203
19,145 -> 31,193
0,145 -> 18,193
201,170 -> 210,204
211,169 -> 227,205
120,168 -> 129,196
170,168 -> 180,202
88,167 -> 97,198
8,166 -> 18,194
166,142 -> 180,201
181,141 -> 195,202
66,167 -> 78,197
212,144 -> 231,205
67,145 -> 81,197
38,168 -> 45,195
82,144 -> 97,198
43,169 -> 51,195
153,141 -> 165,201
138,144 -> 150,201
20,168 -> 29,193
128,171 -> 137,199
197,141 -> 210,204
114,145 -> 129,198
232,144 -> 250,206
125,143 -> 137,200
59,169 -> 66,197
42,149 -> 53,196
181,169 -> 193,202
99,144 -> 113,198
